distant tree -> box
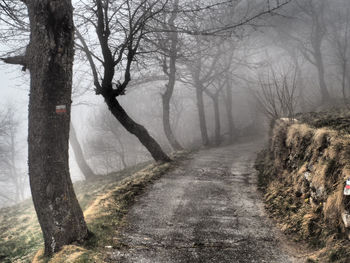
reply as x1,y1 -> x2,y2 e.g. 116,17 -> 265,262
86,106 -> 149,173
327,1 -> 350,104
219,41 -> 238,143
279,0 -> 330,104
1,0 -> 89,256
150,0 -> 184,151
0,105 -> 26,204
204,81 -> 224,146
181,36 -> 218,146
70,121 -> 96,180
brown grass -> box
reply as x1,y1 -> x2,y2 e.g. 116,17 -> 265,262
30,152 -> 186,263
0,151 -> 188,263
323,184 -> 344,225
256,118 -> 350,262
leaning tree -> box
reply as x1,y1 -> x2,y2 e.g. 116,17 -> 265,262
75,0 -> 171,162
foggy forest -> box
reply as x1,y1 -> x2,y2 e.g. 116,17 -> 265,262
1,0 -> 350,262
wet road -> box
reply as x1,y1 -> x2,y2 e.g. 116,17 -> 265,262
107,142 -> 302,263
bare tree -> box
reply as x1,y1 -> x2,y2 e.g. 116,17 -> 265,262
221,41 -> 238,143
327,2 -> 350,104
0,0 -> 89,256
150,0 -> 184,151
255,65 -> 298,122
0,105 -> 26,205
182,36 -> 222,146
75,0 -> 171,163
70,121 -> 96,180
280,0 -> 330,103
204,80 -> 225,146
86,107 -> 148,173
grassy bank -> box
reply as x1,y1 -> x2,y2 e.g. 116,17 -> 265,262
0,151 -> 187,263
256,117 -> 350,263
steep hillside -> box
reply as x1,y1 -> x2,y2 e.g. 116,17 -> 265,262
0,151 -> 187,263
256,116 -> 350,263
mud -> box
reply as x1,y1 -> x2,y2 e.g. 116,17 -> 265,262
106,142 -> 304,263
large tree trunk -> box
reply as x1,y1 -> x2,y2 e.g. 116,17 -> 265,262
105,96 -> 171,162
26,0 -> 88,256
70,122 -> 95,180
195,84 -> 210,146
224,79 -> 235,143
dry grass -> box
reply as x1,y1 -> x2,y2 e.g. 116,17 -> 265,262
0,151 -> 188,263
32,246 -> 100,263
256,118 -> 350,262
31,161 -> 174,263
323,185 -> 344,226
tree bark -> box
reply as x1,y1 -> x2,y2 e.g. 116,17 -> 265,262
105,96 -> 171,163
195,84 -> 210,146
26,0 -> 88,256
70,122 -> 95,180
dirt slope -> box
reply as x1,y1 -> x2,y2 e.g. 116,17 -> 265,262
106,142 -> 304,263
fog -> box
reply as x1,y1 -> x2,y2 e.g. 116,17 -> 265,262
0,0 -> 348,207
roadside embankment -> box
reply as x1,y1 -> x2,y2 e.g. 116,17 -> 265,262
256,115 -> 350,263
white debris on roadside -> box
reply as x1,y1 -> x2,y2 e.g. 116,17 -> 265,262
344,178 -> 350,196
342,212 -> 350,228
304,172 -> 311,181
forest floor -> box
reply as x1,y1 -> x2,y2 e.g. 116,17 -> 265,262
106,141 -> 310,263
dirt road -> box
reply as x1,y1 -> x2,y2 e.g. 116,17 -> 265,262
107,141 -> 303,263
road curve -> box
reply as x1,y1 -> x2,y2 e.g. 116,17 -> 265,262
106,141 -> 302,263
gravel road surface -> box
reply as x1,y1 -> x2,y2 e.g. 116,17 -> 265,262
107,142 -> 304,263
